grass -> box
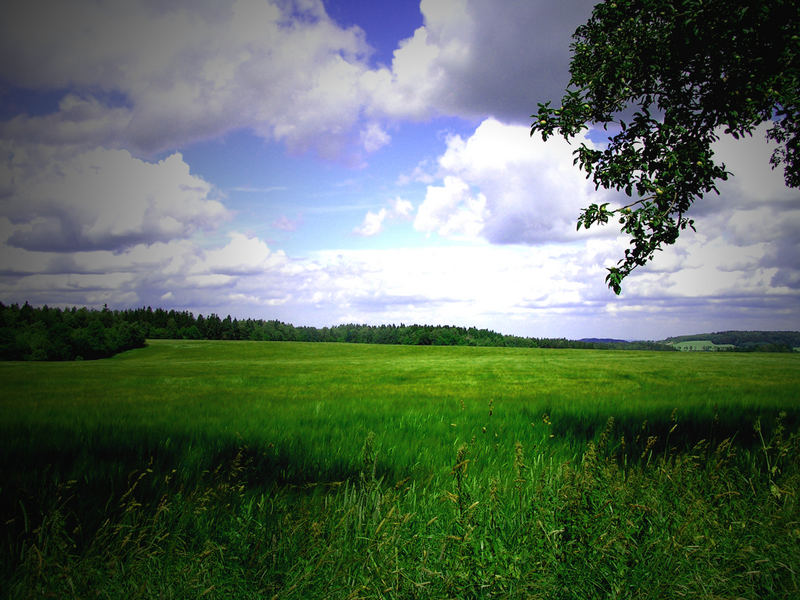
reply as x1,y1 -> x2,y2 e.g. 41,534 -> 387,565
672,340 -> 736,352
1,340 -> 799,598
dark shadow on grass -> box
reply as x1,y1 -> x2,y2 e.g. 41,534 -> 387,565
549,406 -> 799,462
0,423 -> 398,571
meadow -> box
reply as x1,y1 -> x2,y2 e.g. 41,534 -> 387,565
1,340 -> 799,598
671,340 -> 736,352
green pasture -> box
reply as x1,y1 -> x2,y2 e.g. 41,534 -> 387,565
2,339 -> 798,483
2,340 -> 799,598
671,339 -> 736,351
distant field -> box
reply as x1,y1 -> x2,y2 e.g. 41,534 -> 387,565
672,339 -> 736,351
1,340 -> 799,598
2,340 -> 797,476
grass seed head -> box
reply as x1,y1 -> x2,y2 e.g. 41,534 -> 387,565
641,435 -> 658,460
514,441 -> 527,487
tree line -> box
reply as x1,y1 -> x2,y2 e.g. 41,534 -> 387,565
111,306 -> 676,350
0,302 -> 678,361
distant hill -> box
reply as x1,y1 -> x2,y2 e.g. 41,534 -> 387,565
580,337 -> 629,344
663,331 -> 800,352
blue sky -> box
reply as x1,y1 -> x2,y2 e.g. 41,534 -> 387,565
1,0 -> 798,340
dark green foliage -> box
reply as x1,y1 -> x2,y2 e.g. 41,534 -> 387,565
134,315 -> 674,350
531,0 -> 800,293
0,303 -> 145,360
46,306 -> 683,350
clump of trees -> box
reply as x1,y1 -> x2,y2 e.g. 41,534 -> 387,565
0,303 -> 145,361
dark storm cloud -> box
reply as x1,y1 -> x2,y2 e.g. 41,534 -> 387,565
441,0 -> 596,122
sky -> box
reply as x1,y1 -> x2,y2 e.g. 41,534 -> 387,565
0,0 -> 798,341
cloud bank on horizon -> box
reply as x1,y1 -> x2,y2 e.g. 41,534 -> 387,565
0,0 -> 798,340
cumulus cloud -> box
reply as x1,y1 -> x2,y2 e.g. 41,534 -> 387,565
0,95 -> 132,148
441,0 -> 595,121
0,0 -> 373,160
0,0 -> 594,160
353,208 -> 388,237
712,125 -> 800,209
197,232 -> 286,275
414,118 -> 616,244
414,176 -> 487,239
689,128 -> 800,295
1,223 -> 796,340
360,122 -> 392,153
0,140 -> 280,309
361,0 -> 472,120
390,197 -> 414,218
365,0 -> 595,122
305,246 -> 581,325
0,143 -> 228,252
354,196 -> 415,236
0,230 -> 289,312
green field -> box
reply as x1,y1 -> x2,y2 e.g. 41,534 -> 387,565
671,340 -> 736,352
2,340 -> 799,598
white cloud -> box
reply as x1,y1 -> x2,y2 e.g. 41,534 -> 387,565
414,175 -> 487,239
354,197 -> 415,237
393,115 -> 800,334
2,220 -> 796,340
306,245 -> 591,325
197,232 -> 286,275
361,1 -> 471,120
390,197 -> 414,217
0,0 -> 373,160
0,140 -> 294,310
415,118 -> 800,298
289,243 -> 797,339
396,159 -> 438,185
0,144 -> 228,252
360,122 -> 391,153
0,0 -> 596,160
353,208 -> 388,237
0,230 -> 291,313
415,118 -> 615,244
